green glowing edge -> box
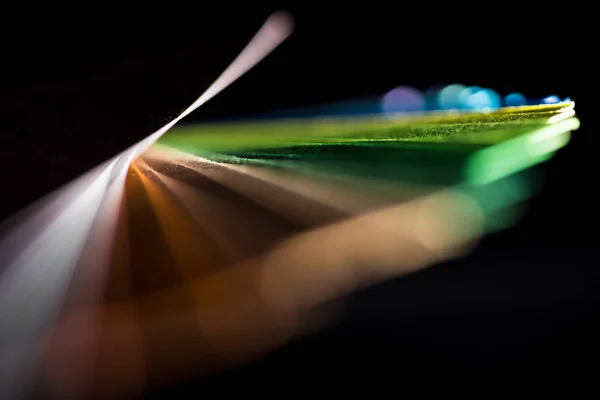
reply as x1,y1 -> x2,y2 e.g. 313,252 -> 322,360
465,117 -> 579,185
158,102 -> 575,152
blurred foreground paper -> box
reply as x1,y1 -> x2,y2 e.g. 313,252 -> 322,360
38,101 -> 578,398
0,38 -> 580,399
0,11 -> 294,399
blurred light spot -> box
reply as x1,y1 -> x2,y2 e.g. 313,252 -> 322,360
504,92 -> 527,107
457,86 -> 480,109
542,95 -> 560,104
463,88 -> 501,110
437,84 -> 467,110
381,86 -> 425,114
416,190 -> 484,253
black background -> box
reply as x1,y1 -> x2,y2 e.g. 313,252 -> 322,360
1,4 -> 597,395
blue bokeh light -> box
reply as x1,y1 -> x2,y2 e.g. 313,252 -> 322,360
463,88 -> 501,110
437,84 -> 467,110
542,95 -> 561,104
504,92 -> 527,107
